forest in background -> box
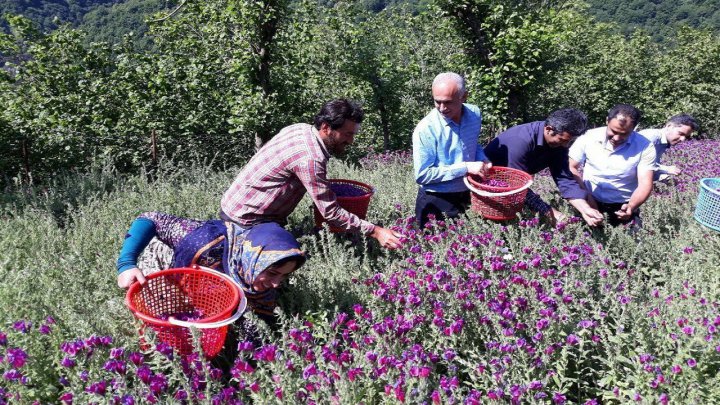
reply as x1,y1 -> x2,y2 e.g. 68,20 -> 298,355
0,0 -> 719,186
2,0 -> 719,44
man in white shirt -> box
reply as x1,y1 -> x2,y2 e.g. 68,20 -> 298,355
639,114 -> 699,181
569,104 -> 656,226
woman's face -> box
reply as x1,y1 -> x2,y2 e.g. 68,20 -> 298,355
252,261 -> 297,292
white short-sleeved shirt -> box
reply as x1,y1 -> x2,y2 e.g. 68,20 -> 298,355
569,127 -> 657,203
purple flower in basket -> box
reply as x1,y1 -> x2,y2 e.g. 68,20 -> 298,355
330,182 -> 370,197
482,179 -> 510,188
157,309 -> 205,322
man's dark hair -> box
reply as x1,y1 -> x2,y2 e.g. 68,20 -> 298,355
545,108 -> 588,138
313,99 -> 365,130
607,104 -> 642,127
667,113 -> 699,131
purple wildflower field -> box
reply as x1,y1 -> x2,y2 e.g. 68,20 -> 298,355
1,141 -> 719,404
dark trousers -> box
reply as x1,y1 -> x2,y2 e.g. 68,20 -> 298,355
596,201 -> 641,227
415,188 -> 470,229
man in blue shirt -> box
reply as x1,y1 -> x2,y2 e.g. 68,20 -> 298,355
484,108 -> 604,226
569,104 -> 657,226
639,113 -> 698,182
412,72 -> 491,228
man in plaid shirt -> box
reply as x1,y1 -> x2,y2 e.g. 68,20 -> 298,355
221,99 -> 402,266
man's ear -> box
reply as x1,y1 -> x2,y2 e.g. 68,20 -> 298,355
318,122 -> 330,136
460,91 -> 468,103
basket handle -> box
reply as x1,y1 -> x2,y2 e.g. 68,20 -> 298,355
463,176 -> 534,197
168,300 -> 246,329
168,266 -> 248,329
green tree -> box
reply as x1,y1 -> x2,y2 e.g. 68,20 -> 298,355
432,0 -> 580,133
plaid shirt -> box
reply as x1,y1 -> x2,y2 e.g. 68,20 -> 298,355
221,123 -> 375,235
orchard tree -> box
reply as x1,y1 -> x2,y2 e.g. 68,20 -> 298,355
276,0 -> 466,155
432,0 -> 579,133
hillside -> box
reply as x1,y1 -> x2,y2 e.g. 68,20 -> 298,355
0,0 -> 118,33
2,0 -> 719,44
585,0 -> 720,42
0,0 -> 169,49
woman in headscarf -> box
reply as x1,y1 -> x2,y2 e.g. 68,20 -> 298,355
116,212 -> 306,321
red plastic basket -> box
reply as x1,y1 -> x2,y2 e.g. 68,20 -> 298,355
314,179 -> 374,233
464,167 -> 533,221
125,266 -> 246,359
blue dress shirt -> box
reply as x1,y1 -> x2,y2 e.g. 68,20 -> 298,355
412,104 -> 486,193
483,121 -> 586,200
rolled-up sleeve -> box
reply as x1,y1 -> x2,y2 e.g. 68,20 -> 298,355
295,157 -> 375,235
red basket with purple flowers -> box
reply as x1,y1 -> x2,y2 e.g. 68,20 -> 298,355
125,266 -> 246,359
314,179 -> 374,233
464,167 -> 533,221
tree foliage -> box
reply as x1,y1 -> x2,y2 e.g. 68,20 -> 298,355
0,1 -> 719,184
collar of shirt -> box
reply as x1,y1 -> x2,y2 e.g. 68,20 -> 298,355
599,128 -> 636,153
434,105 -> 470,128
311,125 -> 330,159
660,128 -> 669,146
534,124 -> 546,147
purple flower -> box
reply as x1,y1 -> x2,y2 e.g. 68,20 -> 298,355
687,358 -> 697,368
6,347 -> 28,368
136,366 -> 153,384
149,374 -> 168,394
85,380 -> 107,396
155,342 -> 173,358
237,341 -> 255,352
12,321 -> 31,333
255,345 -> 277,362
0,331 -> 6,346
59,392 -> 73,404
110,347 -> 125,359
566,335 -> 580,345
3,369 -> 23,382
128,352 -> 144,366
103,359 -> 127,375
61,357 -> 77,368
552,392 -> 567,404
303,364 -> 318,379
61,340 -> 84,356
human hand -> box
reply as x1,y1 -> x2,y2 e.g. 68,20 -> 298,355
614,204 -> 634,221
580,207 -> 604,227
666,165 -> 681,176
370,226 -> 403,250
466,161 -> 492,177
117,267 -> 146,289
546,207 -> 566,226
